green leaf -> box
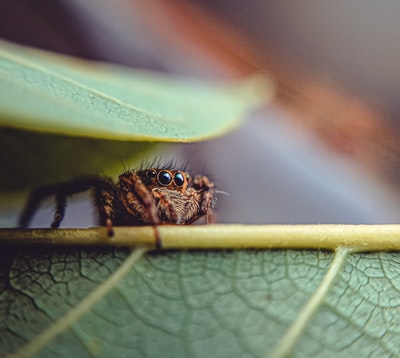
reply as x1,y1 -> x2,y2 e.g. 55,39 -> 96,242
1,247 -> 398,357
0,129 -> 157,193
0,40 -> 272,192
0,40 -> 270,141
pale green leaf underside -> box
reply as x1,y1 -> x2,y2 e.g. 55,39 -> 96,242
0,39 -> 271,193
1,247 -> 398,357
0,39 -> 272,141
0,129 -> 157,193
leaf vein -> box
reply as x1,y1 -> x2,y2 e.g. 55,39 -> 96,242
7,246 -> 147,358
267,247 -> 352,358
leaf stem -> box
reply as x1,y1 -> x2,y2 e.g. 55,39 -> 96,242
1,224 -> 400,251
267,247 -> 352,358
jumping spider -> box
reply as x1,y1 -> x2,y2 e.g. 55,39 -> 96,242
19,166 -> 216,247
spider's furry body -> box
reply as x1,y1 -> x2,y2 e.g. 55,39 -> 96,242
19,167 -> 216,237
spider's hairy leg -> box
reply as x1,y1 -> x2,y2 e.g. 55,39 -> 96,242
205,207 -> 216,224
51,192 -> 67,228
19,175 -> 112,229
93,178 -> 121,237
119,172 -> 160,224
152,189 -> 180,223
119,172 -> 162,248
201,191 -> 215,217
19,182 -> 63,228
192,175 -> 216,217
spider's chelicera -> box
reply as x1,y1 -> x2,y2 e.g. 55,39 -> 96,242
18,166 -> 216,241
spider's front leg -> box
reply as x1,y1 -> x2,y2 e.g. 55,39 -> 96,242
118,172 -> 160,225
118,172 -> 164,248
151,188 -> 181,224
192,175 -> 216,222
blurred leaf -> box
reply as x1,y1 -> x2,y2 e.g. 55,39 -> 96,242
0,39 -> 271,141
1,247 -> 398,357
0,40 -> 272,192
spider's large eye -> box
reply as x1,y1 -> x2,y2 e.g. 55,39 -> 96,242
174,172 -> 185,187
146,169 -> 157,179
158,170 -> 172,186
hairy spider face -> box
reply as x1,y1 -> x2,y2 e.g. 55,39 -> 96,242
19,165 -> 216,240
118,168 -> 213,226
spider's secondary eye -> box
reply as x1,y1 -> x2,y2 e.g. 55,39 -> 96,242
158,170 -> 172,185
174,172 -> 185,186
146,169 -> 157,179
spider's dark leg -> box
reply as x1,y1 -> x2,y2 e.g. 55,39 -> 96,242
188,175 -> 216,224
119,173 -> 160,224
51,192 -> 67,228
150,190 -> 180,250
205,206 -> 216,224
19,175 -> 112,229
134,181 -> 164,249
200,191 -> 215,216
119,173 -> 162,248
19,183 -> 63,228
152,190 -> 180,223
93,178 -> 121,237
153,226 -> 162,250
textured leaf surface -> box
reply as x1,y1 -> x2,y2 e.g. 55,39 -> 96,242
0,40 -> 270,141
1,247 -> 398,357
